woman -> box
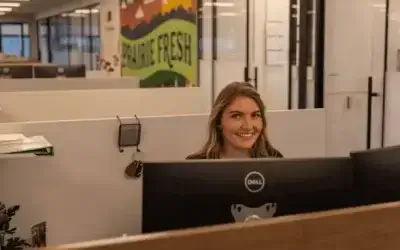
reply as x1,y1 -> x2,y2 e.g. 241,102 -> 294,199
187,81 -> 283,159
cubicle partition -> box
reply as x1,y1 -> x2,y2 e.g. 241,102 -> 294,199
0,79 -> 210,122
0,109 -> 326,245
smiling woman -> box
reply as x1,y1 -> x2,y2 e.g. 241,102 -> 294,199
186,81 -> 283,160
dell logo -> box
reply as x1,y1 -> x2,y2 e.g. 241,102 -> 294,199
244,171 -> 265,193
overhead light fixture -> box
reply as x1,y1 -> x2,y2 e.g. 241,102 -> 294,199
74,8 -> 99,14
0,7 -> 12,12
203,2 -> 234,7
0,2 -> 21,7
218,12 -> 238,16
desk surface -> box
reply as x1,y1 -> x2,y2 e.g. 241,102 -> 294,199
48,202 -> 400,250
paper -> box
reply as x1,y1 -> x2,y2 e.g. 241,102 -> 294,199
0,135 -> 52,155
0,133 -> 27,144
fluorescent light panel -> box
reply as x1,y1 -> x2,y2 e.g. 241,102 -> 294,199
203,2 -> 234,7
0,2 -> 21,7
74,8 -> 99,14
0,7 -> 12,11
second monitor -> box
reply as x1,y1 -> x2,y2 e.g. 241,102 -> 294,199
142,157 -> 356,233
33,65 -> 86,78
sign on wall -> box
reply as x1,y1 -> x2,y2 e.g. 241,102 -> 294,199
120,0 -> 198,88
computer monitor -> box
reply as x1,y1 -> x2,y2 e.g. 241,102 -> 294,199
350,145 -> 400,205
0,65 -> 33,78
142,157 -> 356,233
33,65 -> 86,78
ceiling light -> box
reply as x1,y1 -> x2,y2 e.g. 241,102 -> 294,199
203,2 -> 234,7
0,2 -> 21,7
218,12 -> 238,16
75,8 -> 99,14
0,7 -> 12,11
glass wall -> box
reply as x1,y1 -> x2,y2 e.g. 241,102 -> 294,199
37,4 -> 100,70
0,23 -> 30,57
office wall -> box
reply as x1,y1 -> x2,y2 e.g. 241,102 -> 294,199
0,109 -> 326,245
383,0 -> 400,146
28,0 -> 392,154
324,0 -> 386,156
34,0 -> 292,110
0,79 -> 210,122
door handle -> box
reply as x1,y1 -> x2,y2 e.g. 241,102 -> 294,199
366,76 -> 380,149
345,96 -> 351,110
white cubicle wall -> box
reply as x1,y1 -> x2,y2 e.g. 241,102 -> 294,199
0,109 -> 325,245
382,0 -> 400,147
0,78 -> 211,122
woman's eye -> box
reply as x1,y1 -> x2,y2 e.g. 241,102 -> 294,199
231,114 -> 241,119
252,113 -> 261,118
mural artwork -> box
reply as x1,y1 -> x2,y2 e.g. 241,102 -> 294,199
120,0 -> 198,88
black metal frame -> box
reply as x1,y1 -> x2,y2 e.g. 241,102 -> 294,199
365,0 -> 389,149
314,0 -> 325,108
0,22 -> 30,57
287,0 -> 325,110
380,0 -> 390,147
37,4 -> 100,70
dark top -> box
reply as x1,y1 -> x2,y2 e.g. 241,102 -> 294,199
186,148 -> 284,160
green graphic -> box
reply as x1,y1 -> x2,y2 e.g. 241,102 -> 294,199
120,1 -> 198,88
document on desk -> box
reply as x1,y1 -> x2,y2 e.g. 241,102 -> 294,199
0,135 -> 53,155
0,133 -> 27,144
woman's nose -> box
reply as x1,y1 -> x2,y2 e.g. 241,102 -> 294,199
241,117 -> 253,129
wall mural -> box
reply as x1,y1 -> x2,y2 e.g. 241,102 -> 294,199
120,0 -> 198,88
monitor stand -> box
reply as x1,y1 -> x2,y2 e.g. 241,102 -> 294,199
231,203 -> 277,222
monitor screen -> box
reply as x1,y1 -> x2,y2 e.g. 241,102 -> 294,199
0,65 -> 33,78
350,145 -> 400,205
33,65 -> 86,78
142,157 -> 356,233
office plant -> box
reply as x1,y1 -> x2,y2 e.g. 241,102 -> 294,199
0,202 -> 30,250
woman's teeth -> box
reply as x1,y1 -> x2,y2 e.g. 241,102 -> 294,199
237,133 -> 254,137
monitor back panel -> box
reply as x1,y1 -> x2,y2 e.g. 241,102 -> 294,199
142,158 -> 356,233
351,145 -> 400,205
0,66 -> 33,78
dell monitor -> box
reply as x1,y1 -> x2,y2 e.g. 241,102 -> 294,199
142,157 -> 356,233
350,145 -> 400,205
33,65 -> 86,78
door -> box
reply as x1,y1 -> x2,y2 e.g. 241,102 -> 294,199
324,0 -> 386,156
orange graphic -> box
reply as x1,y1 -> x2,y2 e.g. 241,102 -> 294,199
121,0 -> 162,29
121,0 -> 197,29
161,0 -> 192,14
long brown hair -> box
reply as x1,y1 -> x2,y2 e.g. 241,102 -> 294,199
187,82 -> 282,159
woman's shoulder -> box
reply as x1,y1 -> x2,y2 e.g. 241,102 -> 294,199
266,147 -> 284,158
185,153 -> 207,160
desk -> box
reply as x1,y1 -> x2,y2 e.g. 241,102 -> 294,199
47,202 -> 400,250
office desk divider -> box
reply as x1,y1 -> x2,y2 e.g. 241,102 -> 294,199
49,202 -> 400,250
0,78 -> 207,122
0,109 -> 326,245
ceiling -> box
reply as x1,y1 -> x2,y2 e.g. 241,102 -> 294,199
0,0 -> 69,15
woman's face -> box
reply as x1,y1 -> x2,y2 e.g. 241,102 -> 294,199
220,96 -> 263,150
